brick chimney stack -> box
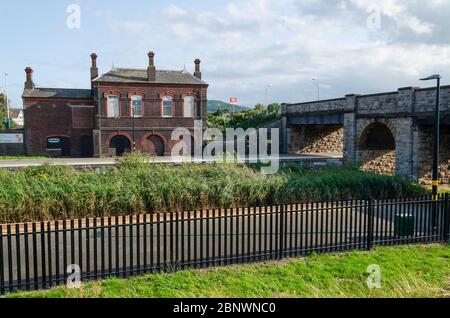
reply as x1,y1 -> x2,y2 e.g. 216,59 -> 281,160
194,59 -> 202,80
24,67 -> 35,90
90,53 -> 99,80
147,51 -> 156,82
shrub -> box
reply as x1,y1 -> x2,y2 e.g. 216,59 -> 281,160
0,158 -> 426,223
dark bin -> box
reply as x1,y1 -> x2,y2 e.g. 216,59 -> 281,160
394,213 -> 415,237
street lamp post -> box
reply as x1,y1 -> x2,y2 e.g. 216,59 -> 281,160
420,74 -> 441,231
4,74 -> 10,129
131,104 -> 136,152
312,78 -> 320,101
420,74 -> 441,198
265,84 -> 272,115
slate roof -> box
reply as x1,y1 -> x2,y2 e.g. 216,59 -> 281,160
93,68 -> 208,85
9,109 -> 23,118
22,88 -> 93,99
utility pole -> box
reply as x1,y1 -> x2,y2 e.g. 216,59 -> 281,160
265,84 -> 272,115
97,84 -> 102,157
4,74 -> 10,129
132,102 -> 136,151
312,78 -> 320,101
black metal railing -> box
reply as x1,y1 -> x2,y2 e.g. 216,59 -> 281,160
1,194 -> 449,295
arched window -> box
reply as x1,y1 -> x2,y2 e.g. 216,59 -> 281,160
162,96 -> 173,117
131,95 -> 143,117
107,95 -> 120,118
183,95 -> 195,118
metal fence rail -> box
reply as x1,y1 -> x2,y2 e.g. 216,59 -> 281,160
1,194 -> 449,295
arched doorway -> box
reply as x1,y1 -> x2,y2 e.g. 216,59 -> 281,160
358,123 -> 396,174
109,135 -> 131,157
143,135 -> 165,156
46,136 -> 71,157
80,135 -> 94,158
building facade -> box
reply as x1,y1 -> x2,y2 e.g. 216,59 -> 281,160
22,52 -> 208,157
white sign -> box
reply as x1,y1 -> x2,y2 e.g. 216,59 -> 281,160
0,134 -> 24,144
48,138 -> 61,144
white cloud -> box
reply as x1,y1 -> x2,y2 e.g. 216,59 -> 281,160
101,0 -> 450,106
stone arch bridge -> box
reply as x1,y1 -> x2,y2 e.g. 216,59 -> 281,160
281,86 -> 450,184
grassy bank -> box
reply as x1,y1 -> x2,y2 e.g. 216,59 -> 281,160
0,154 -> 426,223
6,244 -> 449,298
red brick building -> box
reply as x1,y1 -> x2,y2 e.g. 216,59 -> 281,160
22,52 -> 208,157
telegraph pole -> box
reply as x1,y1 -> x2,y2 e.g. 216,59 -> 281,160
4,74 -> 10,129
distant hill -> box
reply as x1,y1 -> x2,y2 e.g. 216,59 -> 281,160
207,100 -> 248,113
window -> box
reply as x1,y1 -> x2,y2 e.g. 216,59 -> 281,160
107,96 -> 120,118
183,96 -> 195,118
131,95 -> 143,117
162,96 -> 173,117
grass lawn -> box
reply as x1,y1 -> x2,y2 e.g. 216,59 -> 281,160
7,244 -> 449,298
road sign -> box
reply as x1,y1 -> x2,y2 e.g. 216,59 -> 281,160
0,133 -> 24,144
230,97 -> 237,104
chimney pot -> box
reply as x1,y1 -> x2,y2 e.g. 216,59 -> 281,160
24,67 -> 35,90
147,51 -> 156,81
194,59 -> 202,80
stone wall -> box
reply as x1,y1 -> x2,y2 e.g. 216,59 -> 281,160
359,150 -> 396,175
283,84 -> 450,180
289,124 -> 344,154
416,126 -> 450,185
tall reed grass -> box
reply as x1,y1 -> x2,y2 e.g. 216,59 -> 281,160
0,154 -> 426,223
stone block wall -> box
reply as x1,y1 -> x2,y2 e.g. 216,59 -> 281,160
288,124 -> 344,154
359,150 -> 396,175
416,126 -> 450,185
284,84 -> 450,180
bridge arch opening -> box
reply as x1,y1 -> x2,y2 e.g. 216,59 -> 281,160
358,123 -> 396,175
288,124 -> 344,156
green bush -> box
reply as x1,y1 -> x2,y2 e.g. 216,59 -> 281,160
0,156 -> 426,223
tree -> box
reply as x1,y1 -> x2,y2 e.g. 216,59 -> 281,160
268,103 -> 281,115
0,93 -> 13,130
0,93 -> 6,130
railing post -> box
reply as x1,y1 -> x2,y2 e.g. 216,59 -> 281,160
444,193 -> 450,242
367,199 -> 374,250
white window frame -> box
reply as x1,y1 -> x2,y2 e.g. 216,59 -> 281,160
107,95 -> 120,118
183,95 -> 195,118
162,96 -> 173,118
131,95 -> 143,118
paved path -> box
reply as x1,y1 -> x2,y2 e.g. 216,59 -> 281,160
0,154 -> 343,169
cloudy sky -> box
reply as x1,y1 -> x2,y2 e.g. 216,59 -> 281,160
1,0 -> 450,107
